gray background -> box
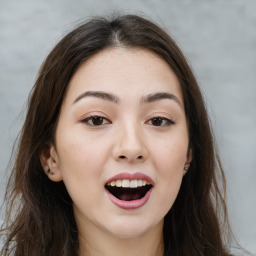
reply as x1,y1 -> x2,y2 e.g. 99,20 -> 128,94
0,0 -> 255,253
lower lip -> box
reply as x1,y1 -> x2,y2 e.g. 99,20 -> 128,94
105,188 -> 153,210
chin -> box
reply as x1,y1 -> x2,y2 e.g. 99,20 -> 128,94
105,215 -> 163,240
109,227 -> 150,239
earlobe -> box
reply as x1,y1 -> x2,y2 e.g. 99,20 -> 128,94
39,142 -> 63,182
183,148 -> 193,175
183,164 -> 190,176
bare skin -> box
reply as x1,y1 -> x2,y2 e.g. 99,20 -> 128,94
40,47 -> 191,256
77,219 -> 164,256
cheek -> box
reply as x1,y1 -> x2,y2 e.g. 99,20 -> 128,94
150,133 -> 188,213
55,130 -> 112,196
153,153 -> 185,219
152,132 -> 189,175
57,129 -> 108,171
56,135 -> 111,212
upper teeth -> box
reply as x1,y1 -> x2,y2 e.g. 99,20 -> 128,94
107,179 -> 150,188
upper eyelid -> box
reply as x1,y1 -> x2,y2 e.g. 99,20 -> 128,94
80,112 -> 110,120
146,116 -> 175,123
81,115 -> 111,122
81,115 -> 174,128
145,113 -> 175,121
82,115 -> 108,120
79,112 -> 175,123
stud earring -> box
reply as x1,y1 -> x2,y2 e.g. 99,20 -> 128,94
184,166 -> 189,171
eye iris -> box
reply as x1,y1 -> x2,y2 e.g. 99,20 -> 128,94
152,118 -> 163,126
92,116 -> 103,125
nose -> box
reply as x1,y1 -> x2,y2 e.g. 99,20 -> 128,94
112,122 -> 148,163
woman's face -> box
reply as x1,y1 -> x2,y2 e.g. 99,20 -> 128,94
45,48 -> 191,239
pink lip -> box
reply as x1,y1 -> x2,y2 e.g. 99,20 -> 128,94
105,172 -> 154,185
105,172 -> 154,210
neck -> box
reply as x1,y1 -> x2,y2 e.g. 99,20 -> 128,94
77,221 -> 164,256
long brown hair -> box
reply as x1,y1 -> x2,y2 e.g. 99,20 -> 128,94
1,14 -> 236,256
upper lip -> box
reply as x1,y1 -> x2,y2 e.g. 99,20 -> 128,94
105,172 -> 154,186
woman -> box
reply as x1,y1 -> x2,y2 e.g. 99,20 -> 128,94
0,14 -> 238,256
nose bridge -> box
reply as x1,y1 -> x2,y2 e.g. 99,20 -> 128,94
114,118 -> 148,162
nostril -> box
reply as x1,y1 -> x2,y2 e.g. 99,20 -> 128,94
118,155 -> 144,160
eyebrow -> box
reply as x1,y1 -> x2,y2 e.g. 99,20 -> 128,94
73,90 -> 181,107
141,92 -> 181,106
73,91 -> 119,104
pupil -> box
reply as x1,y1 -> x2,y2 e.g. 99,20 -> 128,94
152,118 -> 162,126
92,116 -> 103,125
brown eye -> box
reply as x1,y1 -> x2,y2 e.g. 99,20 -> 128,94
82,116 -> 111,126
147,117 -> 175,127
91,116 -> 104,125
151,117 -> 164,126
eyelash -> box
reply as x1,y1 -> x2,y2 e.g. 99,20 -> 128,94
81,115 -> 175,127
146,116 -> 175,127
81,115 -> 111,126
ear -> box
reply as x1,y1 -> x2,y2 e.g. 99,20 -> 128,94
187,148 -> 193,163
183,148 -> 193,175
39,142 -> 63,182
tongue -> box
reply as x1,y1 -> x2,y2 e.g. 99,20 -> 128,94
106,185 -> 152,201
119,191 -> 143,201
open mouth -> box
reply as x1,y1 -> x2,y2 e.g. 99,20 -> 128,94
105,180 -> 153,201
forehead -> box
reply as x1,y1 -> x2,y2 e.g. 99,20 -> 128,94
64,47 -> 184,106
